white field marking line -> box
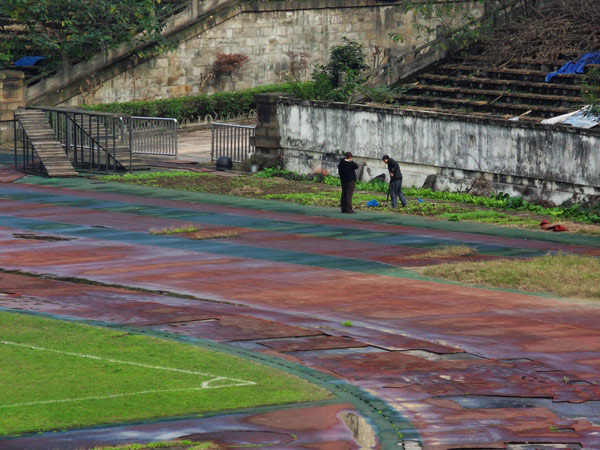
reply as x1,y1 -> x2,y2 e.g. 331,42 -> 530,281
1,340 -> 255,392
0,383 -> 252,409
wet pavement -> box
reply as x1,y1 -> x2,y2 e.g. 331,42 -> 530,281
0,174 -> 599,449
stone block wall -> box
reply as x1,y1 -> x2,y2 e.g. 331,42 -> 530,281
53,0 -> 484,106
261,97 -> 600,205
0,71 -> 25,144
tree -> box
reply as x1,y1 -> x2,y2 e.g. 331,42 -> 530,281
0,0 -> 179,68
212,53 -> 249,90
321,37 -> 368,88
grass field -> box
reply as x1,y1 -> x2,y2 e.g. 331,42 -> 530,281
0,311 -> 331,437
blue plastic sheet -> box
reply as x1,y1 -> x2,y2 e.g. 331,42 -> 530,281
13,56 -> 46,67
545,52 -> 600,82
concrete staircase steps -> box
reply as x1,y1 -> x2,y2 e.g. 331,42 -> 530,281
417,73 -> 585,97
454,55 -> 570,72
15,110 -> 78,178
395,94 -> 574,119
408,85 -> 585,109
396,50 -> 596,121
436,64 -> 587,84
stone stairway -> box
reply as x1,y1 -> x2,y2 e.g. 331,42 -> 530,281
14,110 -> 78,177
394,54 -> 596,122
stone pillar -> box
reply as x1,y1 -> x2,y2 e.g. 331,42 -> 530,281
253,93 -> 293,162
0,70 -> 25,145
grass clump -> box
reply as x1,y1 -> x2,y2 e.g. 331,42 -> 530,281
92,441 -> 219,450
342,321 -> 353,327
150,224 -> 200,235
424,253 -> 600,300
410,245 -> 478,259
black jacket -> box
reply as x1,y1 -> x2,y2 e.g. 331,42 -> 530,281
338,158 -> 358,183
387,158 -> 402,181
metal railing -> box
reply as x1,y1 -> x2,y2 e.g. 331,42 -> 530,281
122,116 -> 178,157
211,122 -> 255,163
14,118 -> 45,176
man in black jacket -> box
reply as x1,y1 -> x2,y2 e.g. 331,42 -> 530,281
382,155 -> 407,208
338,152 -> 359,213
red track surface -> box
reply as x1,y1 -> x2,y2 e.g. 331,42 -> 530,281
1,181 -> 599,449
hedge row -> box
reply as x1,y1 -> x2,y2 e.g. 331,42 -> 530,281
84,82 -> 310,123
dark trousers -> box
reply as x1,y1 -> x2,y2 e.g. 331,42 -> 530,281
390,178 -> 407,207
340,180 -> 356,212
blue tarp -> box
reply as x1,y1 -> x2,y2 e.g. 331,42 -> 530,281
13,56 -> 46,67
545,51 -> 600,82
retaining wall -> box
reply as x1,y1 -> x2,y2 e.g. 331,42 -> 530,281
25,0 -> 485,106
0,71 -> 25,144
266,97 -> 600,204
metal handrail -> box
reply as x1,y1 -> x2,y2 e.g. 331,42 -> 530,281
13,117 -> 45,176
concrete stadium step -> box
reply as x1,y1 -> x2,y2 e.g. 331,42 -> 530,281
15,111 -> 78,178
407,84 -> 585,109
394,94 -> 574,119
417,73 -> 586,97
436,64 -> 587,85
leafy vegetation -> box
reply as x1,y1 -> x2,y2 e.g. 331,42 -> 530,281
290,38 -> 368,102
84,82 -> 310,123
255,168 -> 600,224
424,253 -> 600,301
583,68 -> 600,116
0,0 -> 182,68
0,311 -> 330,436
99,170 -> 599,232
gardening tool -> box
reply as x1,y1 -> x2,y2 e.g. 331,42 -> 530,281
384,181 -> 391,206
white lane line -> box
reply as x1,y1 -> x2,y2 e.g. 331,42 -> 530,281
0,340 -> 255,385
0,382 -> 252,409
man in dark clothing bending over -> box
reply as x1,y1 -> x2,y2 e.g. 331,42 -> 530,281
338,152 -> 359,213
382,154 -> 407,208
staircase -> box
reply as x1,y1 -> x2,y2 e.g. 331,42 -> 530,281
14,110 -> 78,177
393,55 -> 596,122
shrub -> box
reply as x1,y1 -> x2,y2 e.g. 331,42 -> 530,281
84,82 -> 311,123
212,53 -> 250,90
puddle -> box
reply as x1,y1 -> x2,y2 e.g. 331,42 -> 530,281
12,233 -> 74,242
342,412 -> 378,449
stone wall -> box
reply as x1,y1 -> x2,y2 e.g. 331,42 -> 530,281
36,0 -> 485,107
0,71 -> 25,144
261,96 -> 600,205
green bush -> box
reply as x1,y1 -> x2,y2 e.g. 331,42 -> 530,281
84,82 -> 311,123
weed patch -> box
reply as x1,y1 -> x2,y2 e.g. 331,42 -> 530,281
424,253 -> 600,300
410,245 -> 478,259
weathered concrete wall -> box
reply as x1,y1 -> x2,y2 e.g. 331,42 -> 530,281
272,99 -> 600,204
0,71 -> 25,144
29,0 -> 485,107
